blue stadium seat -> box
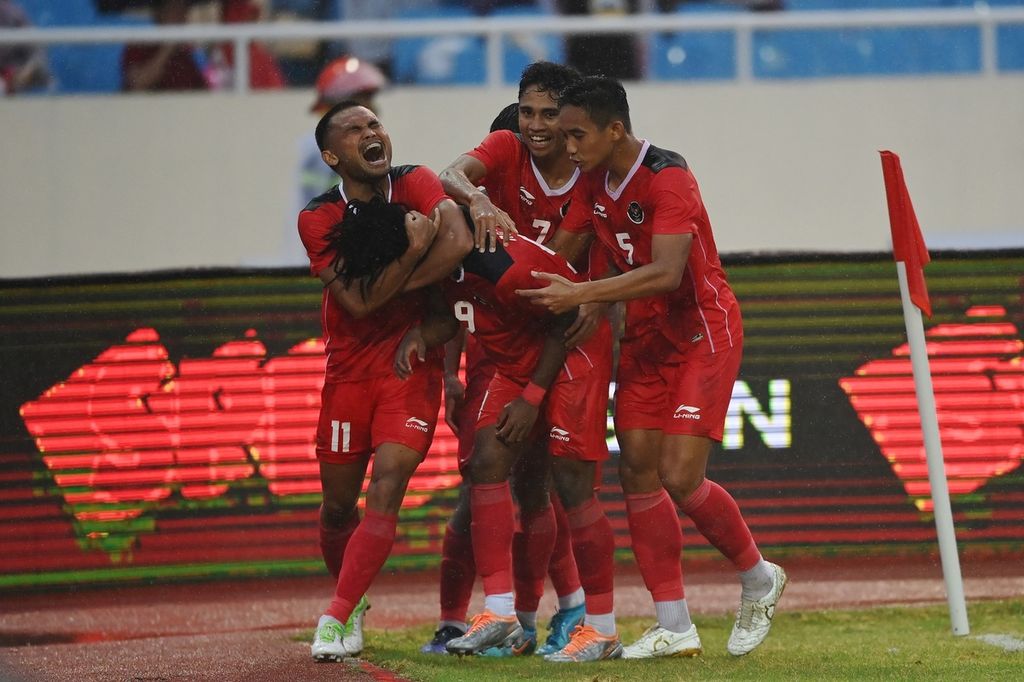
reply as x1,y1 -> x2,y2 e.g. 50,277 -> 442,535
649,2 -> 739,81
997,24 -> 1024,71
391,7 -> 486,85
490,5 -> 564,84
753,24 -> 982,78
20,0 -> 152,94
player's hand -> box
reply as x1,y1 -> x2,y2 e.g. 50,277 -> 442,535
564,301 -> 608,349
469,194 -> 517,253
516,271 -> 581,315
495,398 -> 539,445
404,209 -> 439,257
394,327 -> 426,380
443,373 -> 465,434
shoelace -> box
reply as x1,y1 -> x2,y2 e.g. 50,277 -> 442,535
465,612 -> 497,635
560,625 -> 599,656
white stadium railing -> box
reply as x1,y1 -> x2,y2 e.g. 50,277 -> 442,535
0,7 -> 1022,93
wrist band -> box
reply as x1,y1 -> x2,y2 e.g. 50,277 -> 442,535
521,381 -> 546,407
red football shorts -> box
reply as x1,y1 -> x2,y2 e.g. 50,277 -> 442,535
315,366 -> 442,464
614,338 -> 742,441
476,362 -> 611,462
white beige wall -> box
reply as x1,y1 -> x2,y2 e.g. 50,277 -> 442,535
1,76 -> 1022,278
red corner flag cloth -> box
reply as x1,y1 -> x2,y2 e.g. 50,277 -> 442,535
880,150 -> 932,318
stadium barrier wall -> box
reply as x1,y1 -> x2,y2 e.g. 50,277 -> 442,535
1,76 -> 1023,280
1,252 -> 1021,589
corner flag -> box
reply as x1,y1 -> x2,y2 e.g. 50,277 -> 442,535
878,150 -> 969,637
880,150 -> 932,317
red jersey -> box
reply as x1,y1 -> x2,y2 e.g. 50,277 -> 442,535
298,166 -> 447,382
442,234 -> 602,383
467,130 -> 581,246
563,140 -> 742,356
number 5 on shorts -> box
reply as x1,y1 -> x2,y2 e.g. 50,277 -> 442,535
330,420 -> 351,453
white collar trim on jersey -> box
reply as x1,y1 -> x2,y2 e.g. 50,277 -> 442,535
338,175 -> 392,204
530,156 -> 579,197
605,139 -> 649,201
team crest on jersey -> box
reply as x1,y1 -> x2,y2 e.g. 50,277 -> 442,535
519,186 -> 535,206
593,202 -> 607,218
627,201 -> 644,224
560,199 -> 571,217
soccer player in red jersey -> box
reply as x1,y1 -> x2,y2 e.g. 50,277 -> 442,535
335,198 -> 621,662
421,62 -> 601,657
519,76 -> 787,659
297,101 -> 473,662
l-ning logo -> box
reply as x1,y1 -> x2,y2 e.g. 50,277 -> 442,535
593,202 -> 607,218
673,404 -> 701,420
519,186 -> 535,206
549,426 -> 571,442
405,417 -> 429,432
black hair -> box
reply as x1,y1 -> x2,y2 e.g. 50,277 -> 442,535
558,76 -> 632,134
314,99 -> 366,151
517,61 -> 582,101
322,197 -> 410,299
489,102 -> 520,133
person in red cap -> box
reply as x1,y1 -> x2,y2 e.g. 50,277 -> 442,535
311,56 -> 388,115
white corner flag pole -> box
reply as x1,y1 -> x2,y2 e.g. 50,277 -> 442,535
895,261 -> 970,636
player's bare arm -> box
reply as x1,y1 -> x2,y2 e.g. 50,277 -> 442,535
442,329 -> 467,434
402,199 -> 474,292
517,232 -> 693,314
439,154 -> 515,252
495,309 -> 575,445
393,287 -> 460,381
318,208 -> 439,318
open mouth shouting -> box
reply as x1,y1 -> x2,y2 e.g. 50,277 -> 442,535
361,139 -> 389,170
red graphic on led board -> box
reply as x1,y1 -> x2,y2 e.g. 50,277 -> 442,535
839,306 -> 1024,511
20,328 -> 461,528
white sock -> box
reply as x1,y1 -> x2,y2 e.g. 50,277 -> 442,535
484,592 -> 515,617
517,610 -> 537,630
740,558 -> 774,601
557,587 -> 585,611
439,619 -> 467,633
654,599 -> 693,633
584,611 -> 616,636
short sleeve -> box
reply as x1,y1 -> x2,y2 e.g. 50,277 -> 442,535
650,167 -> 702,236
297,204 -> 342,277
399,166 -> 449,215
466,130 -> 520,175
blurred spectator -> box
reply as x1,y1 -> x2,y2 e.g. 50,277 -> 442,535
0,0 -> 52,95
208,0 -> 288,90
121,0 -> 208,91
558,0 -> 640,79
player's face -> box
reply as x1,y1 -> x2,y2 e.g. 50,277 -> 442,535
518,86 -> 565,161
321,105 -> 392,182
559,105 -> 614,173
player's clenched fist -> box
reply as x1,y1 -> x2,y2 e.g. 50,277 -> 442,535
404,209 -> 440,257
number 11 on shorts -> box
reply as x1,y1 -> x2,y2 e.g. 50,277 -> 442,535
330,420 -> 351,453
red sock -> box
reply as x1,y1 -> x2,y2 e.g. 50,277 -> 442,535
512,504 -> 556,612
325,507 -> 396,622
439,523 -> 476,623
679,479 -> 760,571
319,505 -> 359,579
566,496 -> 615,615
470,481 -> 515,597
547,496 -> 583,598
626,489 -> 684,601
